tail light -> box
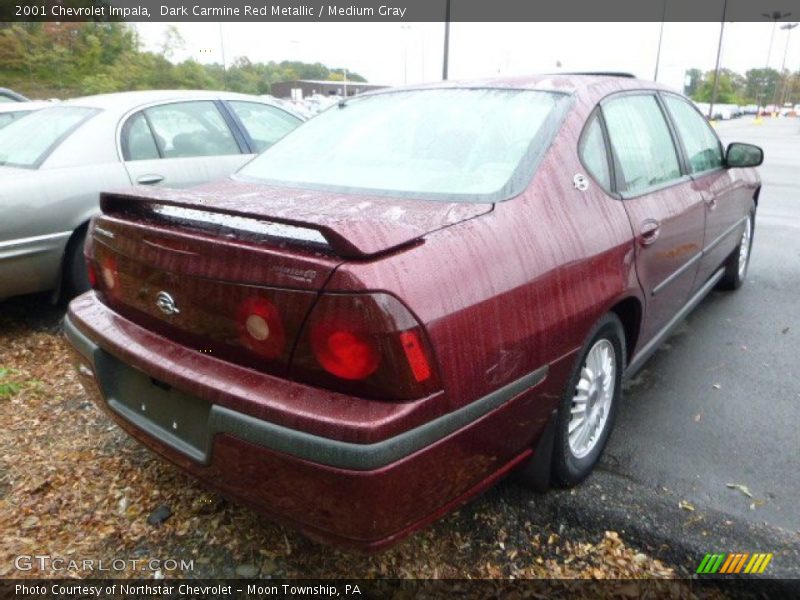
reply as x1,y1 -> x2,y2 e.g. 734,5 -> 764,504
236,296 -> 286,360
100,254 -> 118,291
86,259 -> 98,289
292,293 -> 440,401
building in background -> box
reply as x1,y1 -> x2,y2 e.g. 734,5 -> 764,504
271,79 -> 387,99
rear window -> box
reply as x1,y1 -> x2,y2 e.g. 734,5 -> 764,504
0,106 -> 96,168
236,88 -> 570,201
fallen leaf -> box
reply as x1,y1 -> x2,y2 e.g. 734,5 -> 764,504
726,483 -> 753,498
679,500 -> 695,512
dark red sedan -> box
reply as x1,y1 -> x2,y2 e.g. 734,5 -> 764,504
65,74 -> 763,550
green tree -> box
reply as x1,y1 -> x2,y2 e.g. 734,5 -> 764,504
744,68 -> 781,106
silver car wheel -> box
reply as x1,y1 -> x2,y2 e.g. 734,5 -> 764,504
738,217 -> 752,279
568,339 -> 616,459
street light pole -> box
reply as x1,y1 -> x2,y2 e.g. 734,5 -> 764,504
442,0 -> 451,80
401,24 -> 411,85
709,0 -> 728,120
653,0 -> 667,81
760,11 -> 792,113
777,23 -> 799,106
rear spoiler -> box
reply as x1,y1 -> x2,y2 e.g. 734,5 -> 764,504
101,191 -> 371,259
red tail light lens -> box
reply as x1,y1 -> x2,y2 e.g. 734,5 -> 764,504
310,325 -> 381,380
399,330 -> 432,382
293,293 -> 440,401
86,259 -> 98,289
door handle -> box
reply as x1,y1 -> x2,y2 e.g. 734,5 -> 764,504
639,219 -> 661,246
136,174 -> 164,185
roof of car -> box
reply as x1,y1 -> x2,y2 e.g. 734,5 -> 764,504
61,89 -> 290,111
374,73 -> 677,98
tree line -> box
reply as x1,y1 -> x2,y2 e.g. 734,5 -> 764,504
685,67 -> 800,106
0,22 -> 366,99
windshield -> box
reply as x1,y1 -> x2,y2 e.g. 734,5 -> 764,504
0,106 -> 96,168
236,88 -> 569,201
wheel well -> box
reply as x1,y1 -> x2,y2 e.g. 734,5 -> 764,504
609,297 -> 642,364
55,222 -> 90,300
63,222 -> 89,267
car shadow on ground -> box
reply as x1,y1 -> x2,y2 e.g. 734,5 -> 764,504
0,293 -> 65,333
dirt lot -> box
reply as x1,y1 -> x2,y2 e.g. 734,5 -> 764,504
0,294 -> 677,581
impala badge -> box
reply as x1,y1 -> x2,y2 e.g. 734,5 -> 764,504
155,291 -> 180,316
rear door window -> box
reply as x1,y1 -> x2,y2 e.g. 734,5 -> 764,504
121,112 -> 159,161
602,95 -> 682,194
143,101 -> 241,159
662,94 -> 724,174
226,101 -> 302,152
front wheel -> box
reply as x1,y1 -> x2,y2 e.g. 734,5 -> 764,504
552,313 -> 625,487
718,212 -> 754,290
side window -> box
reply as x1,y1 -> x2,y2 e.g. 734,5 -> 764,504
227,101 -> 302,153
663,95 -> 724,174
143,101 -> 240,159
579,114 -> 611,190
121,112 -> 159,161
602,95 -> 681,193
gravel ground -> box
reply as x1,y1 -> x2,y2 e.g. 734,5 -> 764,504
0,294 -> 678,581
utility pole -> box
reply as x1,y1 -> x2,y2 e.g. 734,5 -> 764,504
709,0 -> 728,119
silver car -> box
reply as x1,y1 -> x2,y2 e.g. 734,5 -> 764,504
0,90 -> 304,301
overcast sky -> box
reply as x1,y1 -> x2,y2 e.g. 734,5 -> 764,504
135,21 -> 800,91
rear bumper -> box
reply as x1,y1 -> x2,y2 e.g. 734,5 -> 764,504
65,293 -> 554,549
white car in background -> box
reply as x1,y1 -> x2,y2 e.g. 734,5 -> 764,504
0,90 -> 304,301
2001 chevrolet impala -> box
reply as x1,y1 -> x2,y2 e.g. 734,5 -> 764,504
66,74 -> 763,549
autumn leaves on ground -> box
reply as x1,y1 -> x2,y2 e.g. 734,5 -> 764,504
0,296 -> 675,580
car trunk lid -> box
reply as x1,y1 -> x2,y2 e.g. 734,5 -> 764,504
89,181 -> 491,376
100,178 -> 493,259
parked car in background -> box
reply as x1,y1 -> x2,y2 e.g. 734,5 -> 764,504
0,101 -> 53,129
0,90 -> 304,302
66,74 -> 762,550
0,87 -> 29,102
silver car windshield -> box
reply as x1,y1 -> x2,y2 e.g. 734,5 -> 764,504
0,106 -> 96,168
236,88 -> 569,201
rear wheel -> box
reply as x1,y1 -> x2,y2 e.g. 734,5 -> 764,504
552,313 -> 625,487
718,212 -> 754,290
64,228 -> 90,299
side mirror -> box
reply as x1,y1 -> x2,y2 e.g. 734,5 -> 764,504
726,142 -> 763,168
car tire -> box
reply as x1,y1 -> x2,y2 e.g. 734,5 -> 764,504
552,313 -> 625,487
64,228 -> 90,300
718,212 -> 754,291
